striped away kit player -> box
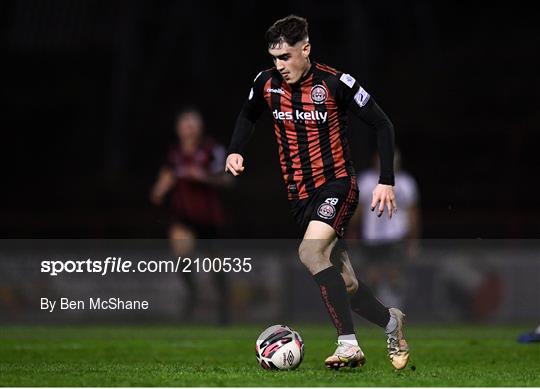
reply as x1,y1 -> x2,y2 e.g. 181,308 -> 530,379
226,15 -> 409,370
228,62 -> 394,237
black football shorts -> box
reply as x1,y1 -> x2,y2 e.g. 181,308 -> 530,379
290,176 -> 359,238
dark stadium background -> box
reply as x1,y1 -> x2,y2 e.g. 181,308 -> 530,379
1,1 -> 538,239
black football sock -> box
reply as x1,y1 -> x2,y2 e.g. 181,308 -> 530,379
313,266 -> 356,336
349,279 -> 390,328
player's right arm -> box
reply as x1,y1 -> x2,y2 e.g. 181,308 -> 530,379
225,71 -> 269,176
150,166 -> 175,205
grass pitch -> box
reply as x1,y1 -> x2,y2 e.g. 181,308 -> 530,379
0,324 -> 538,386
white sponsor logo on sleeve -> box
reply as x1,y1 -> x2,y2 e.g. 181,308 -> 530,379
266,88 -> 285,95
339,73 -> 356,88
354,86 -> 370,107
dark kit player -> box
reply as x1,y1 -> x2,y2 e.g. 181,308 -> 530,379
151,107 -> 231,324
226,15 -> 409,369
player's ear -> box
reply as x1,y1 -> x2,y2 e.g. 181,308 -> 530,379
302,41 -> 311,58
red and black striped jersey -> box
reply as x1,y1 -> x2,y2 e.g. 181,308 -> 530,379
229,62 -> 395,200
166,138 -> 226,226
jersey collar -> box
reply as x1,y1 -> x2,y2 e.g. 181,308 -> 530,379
294,61 -> 315,86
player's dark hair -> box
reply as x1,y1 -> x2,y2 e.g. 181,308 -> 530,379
265,15 -> 309,48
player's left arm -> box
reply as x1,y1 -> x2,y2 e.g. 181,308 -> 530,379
360,99 -> 397,219
335,74 -> 397,218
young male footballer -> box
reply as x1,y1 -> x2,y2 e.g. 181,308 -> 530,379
225,15 -> 409,370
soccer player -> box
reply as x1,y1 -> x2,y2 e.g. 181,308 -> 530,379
225,15 -> 409,369
151,107 -> 231,324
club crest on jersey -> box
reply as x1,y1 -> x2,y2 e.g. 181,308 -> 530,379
317,203 -> 336,219
310,84 -> 327,104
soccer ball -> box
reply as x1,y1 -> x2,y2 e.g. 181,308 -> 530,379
255,324 -> 304,370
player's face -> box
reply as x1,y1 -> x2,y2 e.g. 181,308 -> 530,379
176,113 -> 203,141
268,41 -> 311,84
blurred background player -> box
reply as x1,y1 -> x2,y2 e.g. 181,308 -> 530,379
349,149 -> 421,309
151,107 -> 232,324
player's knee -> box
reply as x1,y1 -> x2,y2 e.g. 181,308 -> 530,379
298,241 -> 326,269
345,278 -> 359,295
298,241 -> 315,265
169,224 -> 196,256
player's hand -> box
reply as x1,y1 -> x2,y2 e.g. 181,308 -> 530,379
225,153 -> 245,176
371,184 -> 397,219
